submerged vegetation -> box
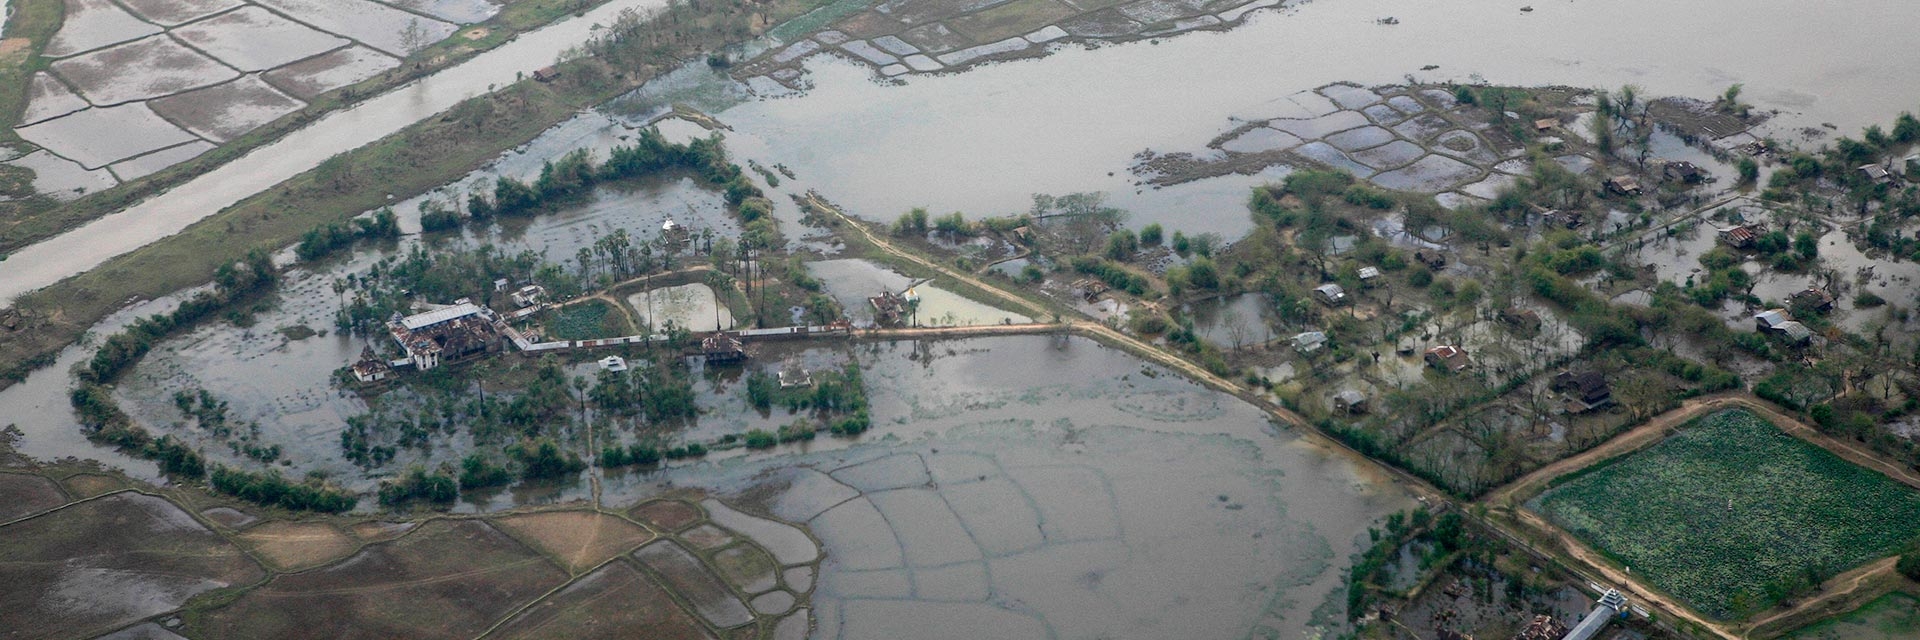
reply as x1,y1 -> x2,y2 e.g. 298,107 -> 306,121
1536,409 -> 1920,619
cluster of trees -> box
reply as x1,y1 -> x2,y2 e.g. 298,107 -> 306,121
742,364 -> 872,438
743,418 -> 820,449
459,453 -> 514,490
83,251 -> 276,384
1070,257 -> 1150,296
295,208 -> 399,262
591,364 -> 699,423
599,441 -> 663,468
1346,508 -> 1463,620
210,466 -> 356,513
376,466 -> 458,507
507,438 -> 586,480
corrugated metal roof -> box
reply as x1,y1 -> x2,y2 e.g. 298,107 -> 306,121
401,302 -> 485,330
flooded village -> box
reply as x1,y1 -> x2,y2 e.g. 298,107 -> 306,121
7,0 -> 1920,639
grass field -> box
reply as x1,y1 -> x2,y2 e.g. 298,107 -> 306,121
1788,592 -> 1920,640
545,299 -> 632,340
1533,409 -> 1920,620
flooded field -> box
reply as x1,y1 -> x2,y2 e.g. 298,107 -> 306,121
808,259 -> 1031,327
630,283 -> 737,333
606,334 -> 1418,640
15,0 -> 1920,302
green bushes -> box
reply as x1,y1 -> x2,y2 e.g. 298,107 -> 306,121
1071,257 -> 1150,296
295,208 -> 398,262
600,442 -> 662,468
508,438 -> 586,480
210,466 -> 356,513
377,466 -> 458,507
459,453 -> 514,490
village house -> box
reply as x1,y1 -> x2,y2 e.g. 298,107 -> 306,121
1499,308 -> 1542,333
349,347 -> 393,384
1663,161 -> 1705,183
1754,308 -> 1793,333
1070,279 -> 1109,303
1773,320 -> 1814,345
702,333 -> 747,364
1414,251 -> 1447,270
386,299 -> 502,371
1424,345 -> 1470,372
1291,331 -> 1328,354
1552,370 -> 1613,413
1532,117 -> 1558,132
599,355 -> 628,372
1313,283 -> 1347,306
510,285 -> 546,308
1861,163 -> 1894,183
1513,614 -> 1569,640
661,219 -> 692,245
1332,389 -> 1368,414
1789,287 -> 1834,313
532,66 -> 560,82
1542,209 -> 1582,229
869,290 -> 911,325
1718,224 -> 1759,249
1605,175 -> 1643,196
1356,266 -> 1383,285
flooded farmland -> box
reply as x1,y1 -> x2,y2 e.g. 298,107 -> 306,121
604,335 -> 1419,640
14,0 -> 1920,300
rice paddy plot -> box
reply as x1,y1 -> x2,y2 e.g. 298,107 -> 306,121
1532,409 -> 1920,620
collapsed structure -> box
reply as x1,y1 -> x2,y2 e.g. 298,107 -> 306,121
386,299 -> 503,371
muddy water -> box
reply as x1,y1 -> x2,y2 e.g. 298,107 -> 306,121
605,335 -> 1417,640
712,0 -> 1920,238
0,0 -> 679,303
807,259 -> 1031,327
14,0 -> 1920,303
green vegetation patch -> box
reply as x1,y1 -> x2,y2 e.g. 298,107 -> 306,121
546,299 -> 629,340
1788,592 -> 1920,640
947,0 -> 1077,43
768,0 -> 874,43
1534,409 -> 1920,619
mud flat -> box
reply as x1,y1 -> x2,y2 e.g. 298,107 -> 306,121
192,519 -> 568,638
16,102 -> 200,169
0,492 -> 265,640
109,141 -> 216,181
43,0 -> 163,57
119,0 -> 245,25
150,77 -> 308,143
253,0 -> 456,56
20,73 -> 90,125
10,149 -> 118,197
261,46 -> 400,99
52,35 -> 241,105
488,560 -> 719,640
171,7 -> 351,72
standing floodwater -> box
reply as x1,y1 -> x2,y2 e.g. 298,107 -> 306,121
606,335 -> 1418,640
